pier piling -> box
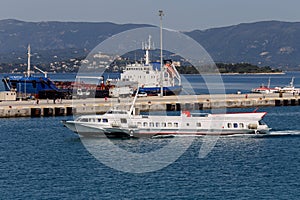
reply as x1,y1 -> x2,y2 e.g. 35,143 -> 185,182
31,108 -> 41,117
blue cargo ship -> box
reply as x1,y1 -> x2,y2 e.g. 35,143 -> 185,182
2,45 -> 70,99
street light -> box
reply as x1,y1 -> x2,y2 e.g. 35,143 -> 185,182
159,10 -> 164,97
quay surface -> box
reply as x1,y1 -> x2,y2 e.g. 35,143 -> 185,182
0,93 -> 299,118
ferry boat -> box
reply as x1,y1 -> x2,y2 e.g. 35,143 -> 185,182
120,36 -> 182,96
62,89 -> 271,138
62,110 -> 270,138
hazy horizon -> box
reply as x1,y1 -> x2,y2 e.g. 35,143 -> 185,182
1,0 -> 300,31
1,18 -> 299,32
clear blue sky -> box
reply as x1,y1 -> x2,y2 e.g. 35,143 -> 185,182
1,0 -> 300,31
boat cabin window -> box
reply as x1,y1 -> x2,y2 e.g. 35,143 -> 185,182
143,122 -> 148,127
98,119 -> 101,122
174,122 -> 179,127
233,123 -> 238,128
79,118 -> 88,122
186,123 -> 190,126
102,119 -> 108,123
121,118 -> 127,124
239,123 -> 244,128
162,122 -> 166,127
227,123 -> 232,128
137,122 -> 142,126
196,122 -> 201,127
167,122 -> 172,127
149,122 -> 154,127
156,122 -> 160,127
89,118 -> 95,122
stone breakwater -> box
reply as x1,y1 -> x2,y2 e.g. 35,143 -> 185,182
0,93 -> 299,118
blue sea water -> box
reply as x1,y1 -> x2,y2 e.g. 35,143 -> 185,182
0,106 -> 299,199
0,72 -> 300,199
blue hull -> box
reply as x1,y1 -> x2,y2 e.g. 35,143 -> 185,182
2,75 -> 69,99
139,85 -> 182,96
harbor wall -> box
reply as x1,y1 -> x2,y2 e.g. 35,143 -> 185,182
0,93 -> 299,118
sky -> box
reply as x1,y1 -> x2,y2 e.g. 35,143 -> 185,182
1,0 -> 300,31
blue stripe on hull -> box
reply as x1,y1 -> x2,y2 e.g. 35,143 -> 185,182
139,86 -> 182,95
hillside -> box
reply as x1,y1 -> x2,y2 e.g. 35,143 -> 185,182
0,19 -> 150,53
0,19 -> 300,72
186,21 -> 300,70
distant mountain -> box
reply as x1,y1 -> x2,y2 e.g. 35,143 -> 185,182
186,21 -> 300,70
0,19 -> 150,53
1,19 -> 300,71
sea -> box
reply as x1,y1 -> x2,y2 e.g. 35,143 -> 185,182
0,72 -> 300,199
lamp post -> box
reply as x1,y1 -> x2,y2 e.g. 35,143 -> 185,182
159,10 -> 164,97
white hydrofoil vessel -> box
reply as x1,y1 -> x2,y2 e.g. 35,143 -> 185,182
62,90 -> 270,138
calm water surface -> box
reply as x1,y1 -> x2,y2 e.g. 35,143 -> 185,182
0,106 -> 299,199
0,72 -> 300,199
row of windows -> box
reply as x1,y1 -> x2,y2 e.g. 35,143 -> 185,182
135,122 -> 245,129
78,118 -> 127,124
227,123 -> 244,128
136,122 -> 245,129
78,118 -> 108,123
123,75 -> 156,79
126,67 -> 150,70
136,122 -> 202,128
78,118 -> 245,129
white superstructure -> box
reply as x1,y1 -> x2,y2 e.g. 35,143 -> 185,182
120,36 -> 181,94
275,77 -> 300,94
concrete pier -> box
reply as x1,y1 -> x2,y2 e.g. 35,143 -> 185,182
0,93 -> 299,118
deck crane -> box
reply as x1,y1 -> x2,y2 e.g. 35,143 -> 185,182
33,66 -> 48,78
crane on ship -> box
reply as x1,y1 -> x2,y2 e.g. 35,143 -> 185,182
33,66 -> 48,78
